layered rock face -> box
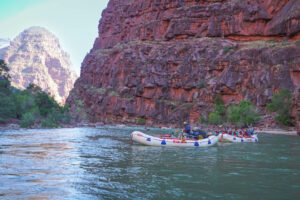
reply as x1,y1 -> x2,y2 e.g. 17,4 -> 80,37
1,27 -> 77,103
68,0 -> 300,125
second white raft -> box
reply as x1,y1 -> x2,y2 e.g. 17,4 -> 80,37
131,131 -> 219,147
218,133 -> 258,143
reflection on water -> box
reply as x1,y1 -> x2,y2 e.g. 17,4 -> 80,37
0,127 -> 300,199
0,129 -> 81,200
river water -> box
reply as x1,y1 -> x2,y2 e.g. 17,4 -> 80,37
0,127 -> 299,200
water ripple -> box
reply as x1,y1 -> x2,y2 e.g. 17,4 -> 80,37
0,128 -> 300,199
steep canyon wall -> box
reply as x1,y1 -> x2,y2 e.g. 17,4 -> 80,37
67,0 -> 300,125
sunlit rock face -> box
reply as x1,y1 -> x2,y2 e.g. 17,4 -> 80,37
1,27 -> 78,104
67,0 -> 300,125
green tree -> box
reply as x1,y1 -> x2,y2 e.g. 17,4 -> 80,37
208,113 -> 223,125
228,100 -> 261,127
0,60 -> 11,95
0,59 -> 10,80
0,61 -> 72,127
266,88 -> 292,126
35,92 -> 58,116
19,112 -> 36,128
214,94 -> 226,118
14,92 -> 36,119
136,117 -> 146,125
198,115 -> 207,124
24,84 -> 60,116
0,60 -> 17,122
207,94 -> 226,125
0,94 -> 16,122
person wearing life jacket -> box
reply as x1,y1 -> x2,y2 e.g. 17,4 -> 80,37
183,121 -> 191,134
191,127 -> 200,139
249,125 -> 254,135
192,127 -> 208,139
234,130 -> 239,137
178,121 -> 191,140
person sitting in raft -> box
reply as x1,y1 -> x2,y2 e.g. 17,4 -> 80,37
192,127 -> 208,139
248,125 -> 254,135
179,121 -> 191,140
245,128 -> 252,137
245,129 -> 251,137
238,129 -> 243,136
240,128 -> 244,136
228,127 -> 233,135
234,127 -> 239,136
190,127 -> 200,139
183,121 -> 191,134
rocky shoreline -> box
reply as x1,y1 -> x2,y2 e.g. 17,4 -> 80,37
1,122 -> 299,136
257,129 -> 299,136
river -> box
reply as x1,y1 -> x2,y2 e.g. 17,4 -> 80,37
0,127 -> 299,200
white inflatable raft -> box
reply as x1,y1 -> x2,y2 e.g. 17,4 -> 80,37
131,131 -> 219,147
218,133 -> 258,143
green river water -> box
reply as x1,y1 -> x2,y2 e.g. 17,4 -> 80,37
0,127 -> 299,200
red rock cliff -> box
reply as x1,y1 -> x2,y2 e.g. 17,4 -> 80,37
67,0 -> 300,125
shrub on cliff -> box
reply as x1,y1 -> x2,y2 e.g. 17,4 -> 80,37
228,100 -> 261,127
207,95 -> 226,125
266,89 -> 292,126
198,116 -> 207,124
136,117 -> 146,125
208,113 -> 223,125
214,94 -> 226,118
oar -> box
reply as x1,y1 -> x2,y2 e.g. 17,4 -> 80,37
130,134 -> 133,145
221,132 -> 223,143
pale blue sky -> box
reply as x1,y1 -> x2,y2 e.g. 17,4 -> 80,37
0,0 -> 110,74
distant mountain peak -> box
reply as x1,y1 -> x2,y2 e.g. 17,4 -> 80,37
1,27 -> 78,104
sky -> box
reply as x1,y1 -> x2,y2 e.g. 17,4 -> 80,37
0,0 -> 110,75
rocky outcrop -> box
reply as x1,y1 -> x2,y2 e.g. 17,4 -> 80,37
1,27 -> 77,103
95,0 -> 300,49
67,0 -> 300,125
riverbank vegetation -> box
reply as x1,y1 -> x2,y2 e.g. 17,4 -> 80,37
0,60 -> 70,128
266,88 -> 292,126
206,95 -> 261,127
204,89 -> 292,128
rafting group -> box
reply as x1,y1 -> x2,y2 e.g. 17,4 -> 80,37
131,122 -> 258,147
